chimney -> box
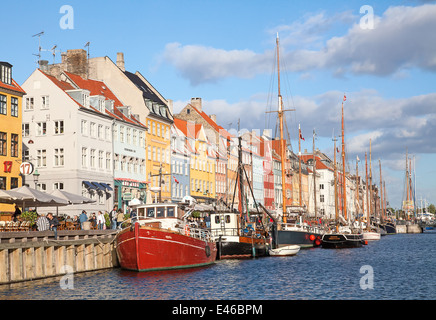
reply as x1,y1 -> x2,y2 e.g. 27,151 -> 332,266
210,114 -> 217,123
38,60 -> 49,71
190,97 -> 202,112
116,52 -> 125,72
167,99 -> 173,115
65,49 -> 88,79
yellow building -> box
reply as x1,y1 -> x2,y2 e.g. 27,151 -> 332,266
190,123 -> 215,202
0,62 -> 26,212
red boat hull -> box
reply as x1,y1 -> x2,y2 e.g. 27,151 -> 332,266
116,224 -> 217,271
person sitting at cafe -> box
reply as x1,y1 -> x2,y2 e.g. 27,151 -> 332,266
13,204 -> 21,222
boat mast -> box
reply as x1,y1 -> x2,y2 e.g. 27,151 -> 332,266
356,157 -> 359,218
365,152 -> 370,231
369,139 -> 373,222
379,159 -> 384,223
341,96 -> 347,221
298,124 -> 302,207
313,129 -> 317,220
333,135 -> 339,233
276,34 -> 289,220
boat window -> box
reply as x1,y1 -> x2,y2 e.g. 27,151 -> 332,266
138,208 -> 145,217
215,216 -> 220,224
146,208 -> 155,218
156,207 -> 165,218
225,215 -> 231,223
167,207 -> 175,217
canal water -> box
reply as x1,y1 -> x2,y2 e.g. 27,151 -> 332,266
1,231 -> 436,300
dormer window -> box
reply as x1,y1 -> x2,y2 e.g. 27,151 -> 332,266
0,62 -> 12,85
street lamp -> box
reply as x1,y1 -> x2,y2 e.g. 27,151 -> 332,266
33,169 -> 40,189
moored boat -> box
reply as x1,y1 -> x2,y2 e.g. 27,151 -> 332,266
362,231 -> 381,241
115,202 -> 217,272
321,232 -> 364,249
269,245 -> 300,256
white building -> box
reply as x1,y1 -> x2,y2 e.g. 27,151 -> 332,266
21,69 -> 114,216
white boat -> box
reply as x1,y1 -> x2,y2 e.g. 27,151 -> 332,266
363,231 -> 381,241
269,245 -> 300,256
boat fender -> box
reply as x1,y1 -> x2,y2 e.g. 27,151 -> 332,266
205,245 -> 211,257
309,234 -> 316,241
315,239 -> 322,246
184,225 -> 190,236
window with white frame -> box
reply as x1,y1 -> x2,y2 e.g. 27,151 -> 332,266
25,97 -> 34,111
36,122 -> 46,136
37,149 -> 47,167
90,149 -> 96,168
41,96 -> 49,109
54,148 -> 64,166
82,147 -> 87,167
53,182 -> 64,190
81,120 -> 88,135
54,120 -> 64,134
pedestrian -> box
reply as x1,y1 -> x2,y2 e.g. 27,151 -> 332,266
13,204 -> 21,222
89,213 -> 97,229
110,205 -> 118,230
97,211 -> 105,230
36,214 -> 50,231
204,213 -> 211,228
116,209 -> 124,229
47,213 -> 60,240
79,210 -> 88,229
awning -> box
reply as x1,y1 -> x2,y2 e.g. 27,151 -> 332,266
91,182 -> 106,191
83,181 -> 97,190
100,183 -> 113,191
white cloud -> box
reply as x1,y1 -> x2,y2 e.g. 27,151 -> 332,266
163,3 -> 436,83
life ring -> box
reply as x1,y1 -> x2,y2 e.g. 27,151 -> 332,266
184,225 -> 190,236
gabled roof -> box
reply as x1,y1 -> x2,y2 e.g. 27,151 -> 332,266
0,78 -> 26,95
186,104 -> 233,140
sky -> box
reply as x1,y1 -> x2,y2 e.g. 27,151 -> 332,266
1,0 -> 435,209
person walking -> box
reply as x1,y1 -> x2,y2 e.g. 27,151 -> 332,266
79,210 -> 88,229
47,213 -> 60,240
110,205 -> 118,230
116,209 -> 124,229
97,211 -> 105,230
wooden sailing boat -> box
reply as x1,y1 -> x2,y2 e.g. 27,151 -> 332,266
362,140 -> 381,240
210,136 -> 268,259
321,95 -> 365,248
268,34 -> 322,249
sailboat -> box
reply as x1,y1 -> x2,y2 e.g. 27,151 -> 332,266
321,95 -> 365,249
209,136 -> 268,259
267,34 -> 323,249
363,141 -> 381,241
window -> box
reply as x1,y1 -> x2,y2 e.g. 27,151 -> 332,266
0,95 -> 6,115
54,120 -> 64,134
0,64 -> 12,85
133,129 -> 137,146
25,97 -> 34,111
113,124 -> 118,141
106,152 -> 111,170
0,132 -> 6,156
36,122 -> 46,136
320,194 -> 325,203
148,145 -> 151,160
11,134 -> 18,157
90,122 -> 96,137
37,149 -> 47,167
53,182 -> 64,190
11,177 -> 18,189
157,124 -> 160,137
54,148 -> 64,166
82,148 -> 87,167
90,149 -> 96,168
0,177 -> 6,190
41,96 -> 49,109
320,184 -> 324,190
11,97 -> 18,117
119,126 -> 124,142
105,126 -> 110,141
126,127 -> 131,144
99,151 -> 104,169
98,125 -> 103,139
81,120 -> 88,135
22,123 -> 29,137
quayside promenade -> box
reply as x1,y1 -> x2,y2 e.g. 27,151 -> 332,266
0,230 -> 119,285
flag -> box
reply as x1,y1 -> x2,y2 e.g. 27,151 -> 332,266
336,147 -> 340,153
356,155 -> 360,161
173,176 -> 179,184
299,131 -> 305,141
343,94 -> 347,102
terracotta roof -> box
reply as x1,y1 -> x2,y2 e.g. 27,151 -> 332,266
188,105 -> 233,139
0,78 -> 26,95
64,71 -> 123,107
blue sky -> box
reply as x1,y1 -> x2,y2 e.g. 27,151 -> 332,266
1,0 -> 435,209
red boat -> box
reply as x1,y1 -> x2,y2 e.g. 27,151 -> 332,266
115,203 -> 217,272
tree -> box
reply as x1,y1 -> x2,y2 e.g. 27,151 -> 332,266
428,204 -> 435,214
